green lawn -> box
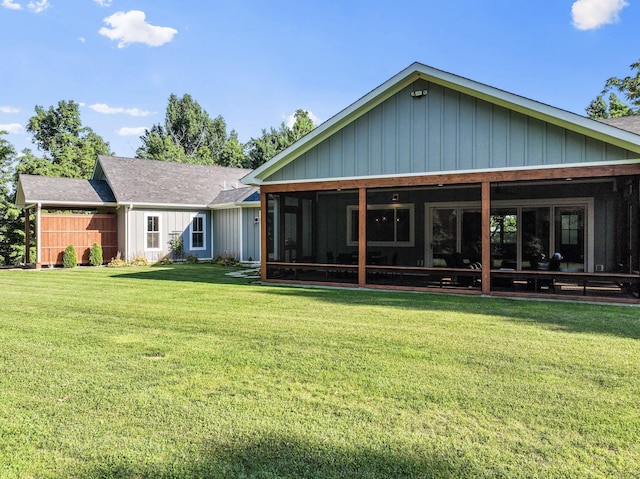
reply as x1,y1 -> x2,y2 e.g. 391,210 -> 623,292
0,265 -> 639,478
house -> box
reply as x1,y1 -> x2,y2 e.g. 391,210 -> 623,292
241,62 -> 640,302
15,155 -> 261,266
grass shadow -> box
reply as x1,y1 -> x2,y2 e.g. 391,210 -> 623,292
78,432 -> 489,479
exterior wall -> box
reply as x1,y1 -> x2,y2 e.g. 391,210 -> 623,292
127,208 -> 212,262
116,207 -> 127,261
212,208 -> 241,260
266,82 -> 638,183
241,207 -> 261,262
40,213 -> 117,266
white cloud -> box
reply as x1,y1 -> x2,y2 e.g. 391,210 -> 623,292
94,0 -> 112,6
89,103 -> 155,117
28,0 -> 49,13
285,110 -> 322,128
0,106 -> 20,113
117,127 -> 147,136
78,37 -> 86,43
99,10 -> 178,48
571,0 -> 628,30
2,0 -> 22,10
0,123 -> 24,134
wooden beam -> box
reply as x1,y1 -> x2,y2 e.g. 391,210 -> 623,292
260,190 -> 268,282
24,208 -> 30,265
358,188 -> 367,287
481,182 -> 491,294
259,162 -> 640,194
35,204 -> 41,268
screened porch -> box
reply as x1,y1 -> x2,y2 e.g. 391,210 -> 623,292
263,175 -> 640,302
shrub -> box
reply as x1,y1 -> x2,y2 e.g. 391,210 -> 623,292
131,257 -> 149,266
107,252 -> 128,268
211,255 -> 241,267
62,245 -> 77,268
169,236 -> 183,260
89,243 -> 103,266
185,255 -> 199,264
156,256 -> 173,265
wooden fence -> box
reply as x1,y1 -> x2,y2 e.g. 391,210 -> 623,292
40,213 -> 118,266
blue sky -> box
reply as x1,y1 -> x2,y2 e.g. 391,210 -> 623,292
1,0 -> 638,158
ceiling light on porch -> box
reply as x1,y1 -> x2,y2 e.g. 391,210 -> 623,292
391,193 -> 399,202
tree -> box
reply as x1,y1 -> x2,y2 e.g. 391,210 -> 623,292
218,130 -> 249,168
24,100 -> 112,178
586,60 -> 640,119
246,109 -> 316,169
137,94 -> 228,165
0,132 -> 24,265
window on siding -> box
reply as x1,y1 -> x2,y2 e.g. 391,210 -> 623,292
192,215 -> 205,249
146,216 -> 160,250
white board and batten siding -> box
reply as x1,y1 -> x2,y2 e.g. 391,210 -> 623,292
213,207 -> 261,263
126,209 -> 212,262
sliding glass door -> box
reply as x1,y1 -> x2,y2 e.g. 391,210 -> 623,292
427,199 -> 591,271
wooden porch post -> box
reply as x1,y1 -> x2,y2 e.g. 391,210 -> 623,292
481,182 -> 491,294
24,208 -> 30,265
260,190 -> 268,282
358,187 -> 367,287
35,203 -> 41,269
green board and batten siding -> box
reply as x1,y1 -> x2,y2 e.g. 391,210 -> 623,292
265,82 -> 638,183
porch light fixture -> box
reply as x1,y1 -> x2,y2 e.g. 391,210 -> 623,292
391,193 -> 399,202
410,89 -> 428,98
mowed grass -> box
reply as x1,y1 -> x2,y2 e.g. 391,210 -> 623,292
0,265 -> 639,478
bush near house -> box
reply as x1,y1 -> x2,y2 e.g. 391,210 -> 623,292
89,243 -> 103,266
62,244 -> 77,268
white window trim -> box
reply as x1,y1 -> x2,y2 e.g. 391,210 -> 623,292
190,213 -> 206,251
144,213 -> 161,252
424,197 -> 594,271
347,203 -> 415,247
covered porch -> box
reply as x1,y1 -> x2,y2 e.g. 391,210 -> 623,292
260,163 -> 640,303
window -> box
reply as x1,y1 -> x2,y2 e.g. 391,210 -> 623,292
191,214 -> 205,250
347,204 -> 415,246
146,215 -> 160,250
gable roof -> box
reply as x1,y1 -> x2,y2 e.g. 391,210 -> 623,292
94,155 -> 253,207
241,62 -> 640,186
15,175 -> 116,208
600,116 -> 640,136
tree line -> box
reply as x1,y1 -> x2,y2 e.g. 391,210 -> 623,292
1,60 -> 639,265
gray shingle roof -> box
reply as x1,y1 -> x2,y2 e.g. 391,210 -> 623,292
16,174 -> 116,207
599,116 -> 640,135
96,155 -> 254,206
211,186 -> 259,206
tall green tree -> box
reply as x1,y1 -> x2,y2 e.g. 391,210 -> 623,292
137,94 -> 228,165
0,132 -> 23,265
246,109 -> 316,169
218,130 -> 249,168
23,100 -> 112,178
586,60 -> 640,119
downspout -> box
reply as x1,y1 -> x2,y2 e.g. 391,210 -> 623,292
125,204 -> 132,262
238,206 -> 244,262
